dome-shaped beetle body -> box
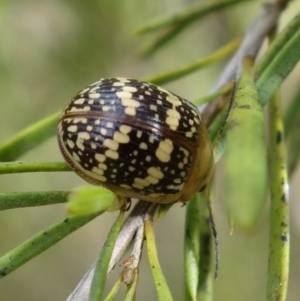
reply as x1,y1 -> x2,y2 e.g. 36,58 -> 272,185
57,78 -> 213,203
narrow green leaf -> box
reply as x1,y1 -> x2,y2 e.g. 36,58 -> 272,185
184,193 -> 214,301
0,191 -> 68,210
89,211 -> 125,301
184,195 -> 201,301
145,216 -> 173,301
103,274 -> 123,301
197,193 -> 214,301
267,92 -> 289,301
207,103 -> 230,143
0,111 -> 60,161
0,161 -> 69,174
0,213 -> 99,278
256,13 -> 300,106
193,83 -> 233,107
223,58 -> 268,231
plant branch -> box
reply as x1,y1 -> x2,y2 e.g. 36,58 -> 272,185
0,161 -> 69,174
267,92 -> 289,301
0,191 -> 68,210
0,213 -> 101,278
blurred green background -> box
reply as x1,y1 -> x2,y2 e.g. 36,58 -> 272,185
0,0 -> 300,300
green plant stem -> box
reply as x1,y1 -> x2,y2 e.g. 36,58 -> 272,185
267,92 -> 289,301
193,83 -> 233,107
144,39 -> 239,86
0,212 -> 100,278
0,161 -> 69,174
103,274 -> 123,301
0,191 -> 68,210
145,213 -> 173,301
0,111 -> 60,161
184,195 -> 201,301
89,211 -> 125,301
